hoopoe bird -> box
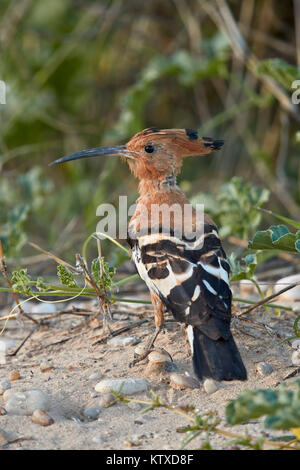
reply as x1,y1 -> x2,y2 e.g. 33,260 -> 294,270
50,128 -> 247,382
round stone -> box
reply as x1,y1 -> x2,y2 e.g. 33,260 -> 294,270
8,370 -> 20,381
148,351 -> 170,363
203,378 -> 219,394
169,373 -> 200,390
31,409 -> 54,426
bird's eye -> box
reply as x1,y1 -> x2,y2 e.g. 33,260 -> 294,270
144,144 -> 155,153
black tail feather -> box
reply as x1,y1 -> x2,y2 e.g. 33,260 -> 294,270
191,327 -> 247,382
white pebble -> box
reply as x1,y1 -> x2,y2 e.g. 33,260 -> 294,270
203,379 -> 219,394
108,336 -> 140,347
95,378 -> 147,395
5,389 -> 50,415
0,380 -> 11,395
256,362 -> 274,377
292,350 -> 300,366
169,373 -> 200,390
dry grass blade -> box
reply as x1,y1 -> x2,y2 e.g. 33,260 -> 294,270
237,281 -> 300,316
28,242 -> 78,272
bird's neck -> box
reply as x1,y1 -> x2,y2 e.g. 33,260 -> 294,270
138,174 -> 178,198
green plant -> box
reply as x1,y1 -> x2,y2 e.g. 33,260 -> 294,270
192,177 -> 270,240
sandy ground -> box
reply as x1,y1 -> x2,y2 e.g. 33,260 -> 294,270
0,287 -> 298,451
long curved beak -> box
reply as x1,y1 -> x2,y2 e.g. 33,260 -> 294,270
49,145 -> 133,166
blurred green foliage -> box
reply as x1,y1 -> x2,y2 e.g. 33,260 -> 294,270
192,176 -> 270,239
0,0 -> 299,267
226,380 -> 300,431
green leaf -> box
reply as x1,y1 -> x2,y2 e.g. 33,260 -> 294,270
226,381 -> 300,431
57,265 -> 77,288
228,251 -> 267,282
256,58 -> 299,90
11,268 -> 32,295
249,225 -> 300,253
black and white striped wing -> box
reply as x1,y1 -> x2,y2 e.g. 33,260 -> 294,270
130,224 -> 232,342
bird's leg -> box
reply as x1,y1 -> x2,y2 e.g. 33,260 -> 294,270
146,292 -> 165,348
129,293 -> 169,367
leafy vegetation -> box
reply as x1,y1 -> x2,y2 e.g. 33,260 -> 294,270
226,380 -> 300,431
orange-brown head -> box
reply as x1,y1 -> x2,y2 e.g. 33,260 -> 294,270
125,128 -> 224,181
49,127 -> 224,182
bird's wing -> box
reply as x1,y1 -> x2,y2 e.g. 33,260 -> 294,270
130,221 -> 232,341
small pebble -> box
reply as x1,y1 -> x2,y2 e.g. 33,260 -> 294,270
9,370 -> 20,381
169,373 -> 200,390
0,380 -> 11,395
148,351 -> 170,363
5,389 -> 50,415
256,362 -> 274,377
108,336 -> 140,348
97,393 -> 116,408
0,407 -> 7,416
83,407 -> 100,420
292,350 -> 300,366
203,379 -> 219,394
95,378 -> 147,395
90,392 -> 98,398
291,339 -> 300,350
31,409 -> 54,426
